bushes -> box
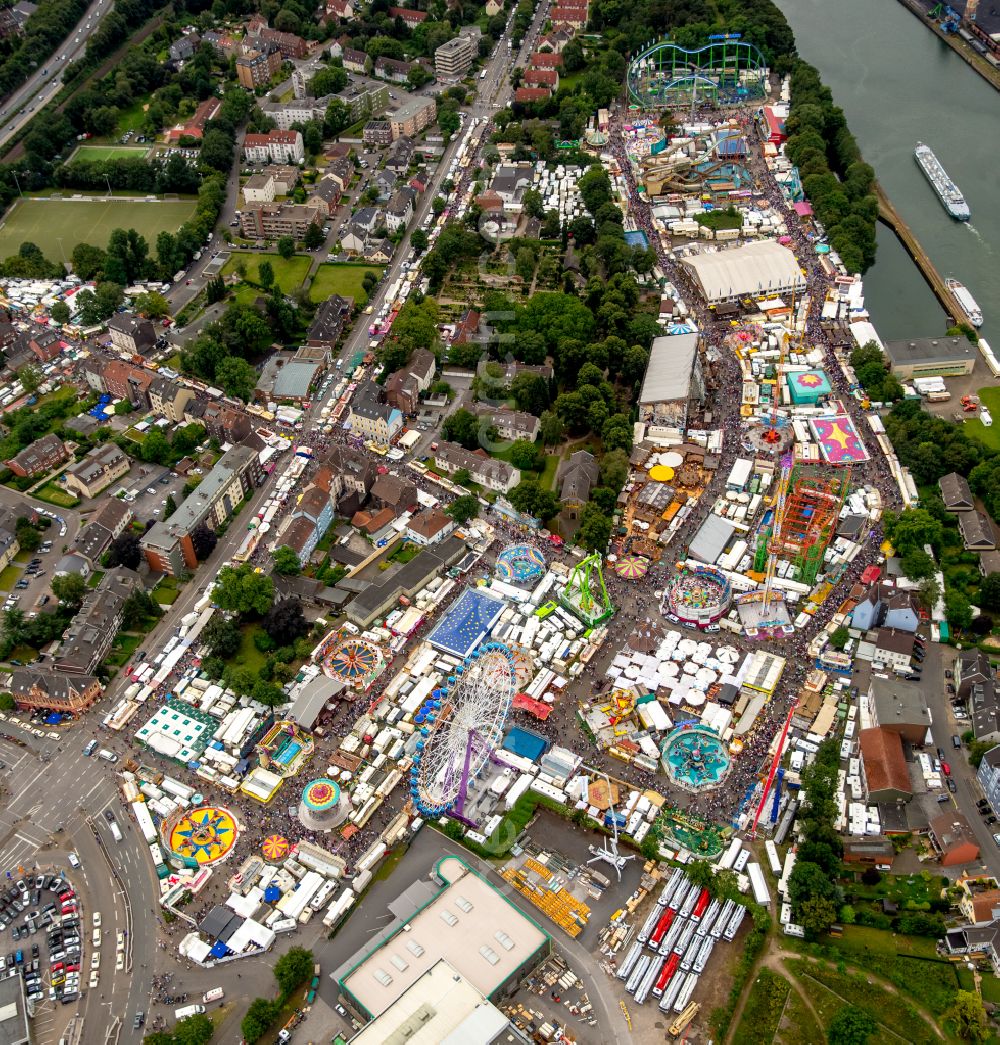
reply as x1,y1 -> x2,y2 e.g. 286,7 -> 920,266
710,906 -> 770,1038
732,970 -> 791,1045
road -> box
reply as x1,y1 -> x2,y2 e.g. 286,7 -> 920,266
0,0 -> 114,150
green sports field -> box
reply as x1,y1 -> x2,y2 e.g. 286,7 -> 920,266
0,197 -> 197,259
71,144 -> 151,162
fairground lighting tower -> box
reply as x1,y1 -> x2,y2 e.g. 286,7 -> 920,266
585,769 -> 636,883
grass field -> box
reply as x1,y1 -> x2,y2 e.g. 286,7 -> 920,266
966,384 -> 1000,451
0,565 -> 20,591
71,144 -> 150,162
33,482 -> 80,508
0,198 -> 196,259
310,263 -> 383,304
221,253 -> 312,295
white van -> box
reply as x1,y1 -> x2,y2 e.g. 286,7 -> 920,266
109,822 -> 122,842
98,749 -> 118,763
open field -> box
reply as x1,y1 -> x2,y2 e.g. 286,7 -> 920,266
71,144 -> 150,162
0,198 -> 196,258
310,263 -> 383,304
966,384 -> 1000,451
221,253 -> 311,295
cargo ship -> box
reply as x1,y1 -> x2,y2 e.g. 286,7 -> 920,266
946,278 -> 983,328
914,142 -> 970,220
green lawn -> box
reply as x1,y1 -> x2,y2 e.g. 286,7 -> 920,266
71,144 -> 151,162
0,198 -> 196,259
538,452 -> 559,490
230,623 -> 268,674
221,253 -> 312,295
0,564 -> 20,591
152,577 -> 179,605
33,482 -> 80,508
309,263 -> 383,305
966,384 -> 1000,451
732,970 -> 791,1045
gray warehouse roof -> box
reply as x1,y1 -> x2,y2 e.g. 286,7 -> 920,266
638,333 -> 700,404
688,512 -> 736,565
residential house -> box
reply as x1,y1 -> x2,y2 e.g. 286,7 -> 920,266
970,680 -> 1000,743
306,295 -> 353,351
108,313 -> 157,357
928,811 -> 980,867
243,130 -> 305,164
311,176 -> 343,217
384,348 -> 435,414
940,471 -> 974,511
374,56 -> 413,84
405,508 -> 455,546
350,207 -> 381,234
0,509 -> 19,571
537,30 -> 572,52
141,443 -> 264,574
147,377 -> 194,423
5,670 -> 102,713
388,6 -> 428,27
255,354 -> 321,404
559,450 -> 599,521
373,169 -> 397,202
365,239 -> 394,265
169,33 -> 199,62
186,401 -> 252,444
342,47 -> 367,73
850,582 -> 920,633
165,96 -> 221,144
54,567 -> 142,675
980,550 -> 1000,578
858,726 -> 912,803
341,224 -> 369,255
530,51 -> 563,68
281,516 -> 318,562
978,746 -> 1000,818
485,0 -> 503,14
100,359 -> 154,408
451,308 -> 484,346
864,676 -> 931,744
324,156 -> 354,192
71,499 -> 133,565
351,506 -> 396,540
243,173 -> 275,205
550,6 -> 587,27
63,443 -> 130,499
389,97 -> 436,139
326,445 -> 376,510
386,136 -> 415,174
514,87 -> 552,105
263,164 -> 300,195
348,385 -> 403,447
285,484 -> 334,560
433,441 -> 520,493
490,162 -> 534,205
325,142 -> 353,163
17,326 -> 62,363
325,0 -> 355,20
958,883 -> 1000,927
370,474 -> 418,515
386,186 -> 416,232
873,628 -> 913,671
257,26 -> 307,59
957,650 -> 994,701
474,406 -> 540,442
524,68 -> 559,89
5,433 -> 68,477
959,512 -> 996,552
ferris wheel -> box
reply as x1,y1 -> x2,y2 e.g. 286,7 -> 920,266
409,641 -> 516,822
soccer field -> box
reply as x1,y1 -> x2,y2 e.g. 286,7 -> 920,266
0,198 -> 197,259
71,144 -> 151,162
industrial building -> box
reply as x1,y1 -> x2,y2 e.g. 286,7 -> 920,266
883,335 -> 978,379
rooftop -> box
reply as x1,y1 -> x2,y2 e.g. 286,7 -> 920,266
884,335 -> 979,367
638,333 -> 701,405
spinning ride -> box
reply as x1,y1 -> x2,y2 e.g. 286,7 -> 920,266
660,723 -> 731,792
409,640 -> 516,824
321,634 -> 385,689
495,543 -> 546,586
560,553 -> 614,627
163,805 -> 239,866
666,563 -> 732,626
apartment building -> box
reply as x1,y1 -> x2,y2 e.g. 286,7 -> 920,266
243,129 -> 305,164
107,313 -> 156,357
141,443 -> 264,574
240,201 -> 324,240
389,97 -> 436,139
433,441 -> 520,493
236,44 -> 282,89
435,34 -> 475,79
5,433 -> 68,478
63,443 -> 130,499
54,567 -> 142,675
348,385 -> 403,448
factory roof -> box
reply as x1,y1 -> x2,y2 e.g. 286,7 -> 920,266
688,512 -> 736,565
884,335 -> 978,367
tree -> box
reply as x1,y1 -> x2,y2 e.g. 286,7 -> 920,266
241,998 -> 281,1044
304,221 -> 325,251
213,564 -> 275,617
885,508 -> 943,556
980,573 -> 1000,613
216,357 -> 258,402
509,439 -> 541,471
264,600 -> 309,646
162,494 -> 177,520
798,894 -> 839,936
274,946 -> 314,997
277,237 -> 295,260
945,589 -> 973,630
432,195 -> 446,216
446,494 -> 479,524
576,503 -> 612,552
442,408 -> 484,451
829,626 -> 850,651
258,260 -> 275,289
190,523 -> 218,562
539,411 -> 564,446
947,991 -> 989,1043
107,532 -> 141,570
16,365 -> 40,395
134,291 -> 170,318
50,301 -> 71,325
173,1012 -> 214,1045
900,548 -> 936,582
121,589 -> 161,630
411,228 -> 428,255
685,859 -> 714,893
71,242 -> 107,280
204,616 -> 242,660
51,573 -> 86,609
827,1005 -> 878,1045
271,545 -> 303,579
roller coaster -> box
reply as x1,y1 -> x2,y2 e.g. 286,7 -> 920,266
626,35 -> 768,110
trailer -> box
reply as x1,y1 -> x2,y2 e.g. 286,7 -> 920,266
712,900 -> 736,939
691,888 -> 710,923
724,905 -> 747,941
673,972 -> 698,1013
653,952 -> 681,998
649,908 -> 675,950
638,904 -> 663,946
697,899 -> 721,938
617,942 -> 643,981
764,839 -> 782,876
634,956 -> 663,1004
625,955 -> 651,995
747,863 -> 771,906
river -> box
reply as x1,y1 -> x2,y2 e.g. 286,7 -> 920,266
774,0 -> 1000,344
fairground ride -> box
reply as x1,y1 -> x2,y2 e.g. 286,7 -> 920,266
560,553 -> 615,627
626,35 -> 768,112
409,641 -> 516,826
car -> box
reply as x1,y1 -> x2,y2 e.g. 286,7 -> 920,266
942,761 -> 951,776
67,853 -> 80,869
92,912 -> 101,928
988,816 -> 997,825
945,668 -> 953,678
979,799 -> 990,808
133,1012 -> 145,1029
103,810 -> 115,824
993,833 -> 1000,848
947,778 -> 957,793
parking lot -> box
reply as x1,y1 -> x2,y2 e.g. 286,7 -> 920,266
1,538 -> 59,623
110,464 -> 188,528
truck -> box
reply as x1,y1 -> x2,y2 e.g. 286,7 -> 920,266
203,988 -> 224,1004
175,1004 -> 206,1020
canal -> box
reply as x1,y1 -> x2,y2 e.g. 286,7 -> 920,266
774,0 -> 1000,344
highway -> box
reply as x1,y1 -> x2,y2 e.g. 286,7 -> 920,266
0,0 -> 114,150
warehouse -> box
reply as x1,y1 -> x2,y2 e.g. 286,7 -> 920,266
883,335 -> 977,379
680,240 -> 806,304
